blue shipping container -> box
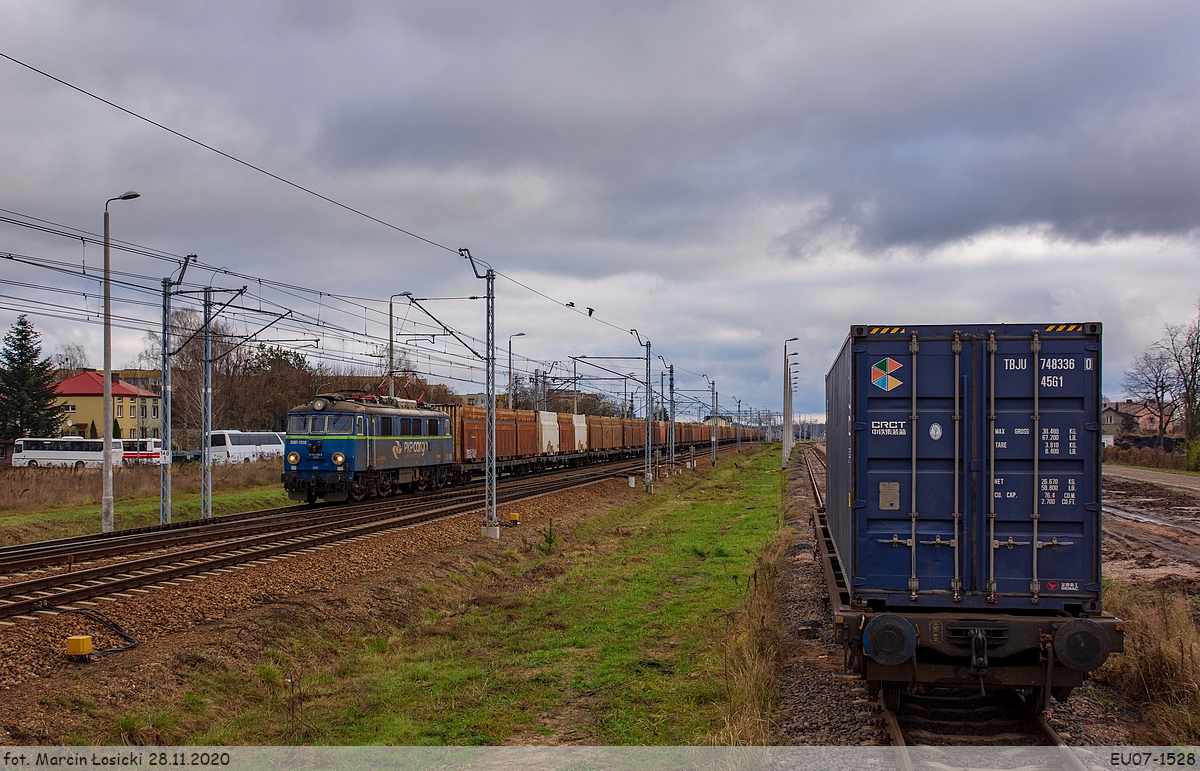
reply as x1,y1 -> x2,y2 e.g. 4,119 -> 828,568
825,323 -> 1103,612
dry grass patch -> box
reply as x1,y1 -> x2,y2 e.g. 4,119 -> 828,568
0,460 -> 281,514
1096,581 -> 1200,742
706,527 -> 792,745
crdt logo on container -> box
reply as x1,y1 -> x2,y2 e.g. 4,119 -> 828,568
871,358 -> 903,391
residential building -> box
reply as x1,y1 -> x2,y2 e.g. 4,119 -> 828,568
114,368 -> 163,395
1102,399 -> 1179,436
54,370 -> 163,439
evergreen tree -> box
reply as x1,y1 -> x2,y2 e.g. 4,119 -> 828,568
0,315 -> 66,439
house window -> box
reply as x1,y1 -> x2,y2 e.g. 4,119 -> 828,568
152,406 -> 159,419
1105,415 -> 1113,424
140,406 -> 147,418
116,397 -> 123,403
65,404 -> 76,413
140,428 -> 148,439
116,406 -> 123,418
152,428 -> 160,439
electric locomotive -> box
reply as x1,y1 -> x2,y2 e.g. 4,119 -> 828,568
281,393 -> 454,503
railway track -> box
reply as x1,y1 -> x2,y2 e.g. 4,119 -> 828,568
0,459 -> 646,622
879,689 -> 1088,768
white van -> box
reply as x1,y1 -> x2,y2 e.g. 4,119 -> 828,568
209,430 -> 286,464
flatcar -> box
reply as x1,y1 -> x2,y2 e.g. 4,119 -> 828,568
282,391 -> 764,504
822,323 -> 1123,712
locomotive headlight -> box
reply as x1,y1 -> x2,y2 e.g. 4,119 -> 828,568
287,452 -> 300,465
332,452 -> 346,465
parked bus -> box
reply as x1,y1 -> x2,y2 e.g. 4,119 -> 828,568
122,438 -> 164,464
10,437 -> 123,469
209,430 -> 286,464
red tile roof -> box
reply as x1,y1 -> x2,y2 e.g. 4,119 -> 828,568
55,371 -> 158,398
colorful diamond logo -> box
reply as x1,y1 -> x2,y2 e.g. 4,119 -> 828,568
871,358 -> 903,391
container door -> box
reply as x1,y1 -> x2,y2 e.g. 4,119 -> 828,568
980,331 -> 1097,606
858,332 -> 967,603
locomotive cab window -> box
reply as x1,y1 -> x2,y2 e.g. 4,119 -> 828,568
327,415 -> 353,434
310,415 -> 326,434
427,419 -> 439,436
288,415 -> 308,434
356,416 -> 365,435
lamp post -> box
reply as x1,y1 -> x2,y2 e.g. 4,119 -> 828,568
508,332 -> 525,409
783,337 -> 798,468
102,191 -> 140,534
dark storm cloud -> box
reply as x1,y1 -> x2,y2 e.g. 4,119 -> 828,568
306,1 -> 1200,254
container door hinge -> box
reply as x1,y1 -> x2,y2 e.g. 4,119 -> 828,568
1086,422 -> 1100,431
1085,503 -> 1101,512
853,422 -> 867,431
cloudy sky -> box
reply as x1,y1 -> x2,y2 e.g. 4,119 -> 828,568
1,1 -> 1198,417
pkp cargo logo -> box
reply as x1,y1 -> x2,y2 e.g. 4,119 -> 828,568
871,358 -> 903,391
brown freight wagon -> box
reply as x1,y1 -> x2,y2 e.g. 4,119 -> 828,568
557,413 -> 574,454
444,404 -> 540,464
593,416 -> 621,450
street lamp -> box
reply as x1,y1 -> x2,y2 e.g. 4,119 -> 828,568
102,191 -> 140,534
508,333 -> 525,408
783,337 -> 799,468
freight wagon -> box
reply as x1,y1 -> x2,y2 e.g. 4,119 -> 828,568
822,323 -> 1123,711
282,392 -> 761,504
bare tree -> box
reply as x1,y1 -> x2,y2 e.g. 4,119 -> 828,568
1123,349 -> 1176,447
52,342 -> 90,376
1160,315 -> 1200,445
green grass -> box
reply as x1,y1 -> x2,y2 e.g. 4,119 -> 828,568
90,446 -> 784,746
0,485 -> 291,544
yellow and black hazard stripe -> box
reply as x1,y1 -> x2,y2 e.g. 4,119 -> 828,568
1044,324 -> 1084,332
868,327 -> 906,335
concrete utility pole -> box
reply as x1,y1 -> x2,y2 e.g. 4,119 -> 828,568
388,293 -> 411,399
572,357 -> 578,414
783,337 -> 798,468
102,191 -> 140,534
201,287 -> 213,520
